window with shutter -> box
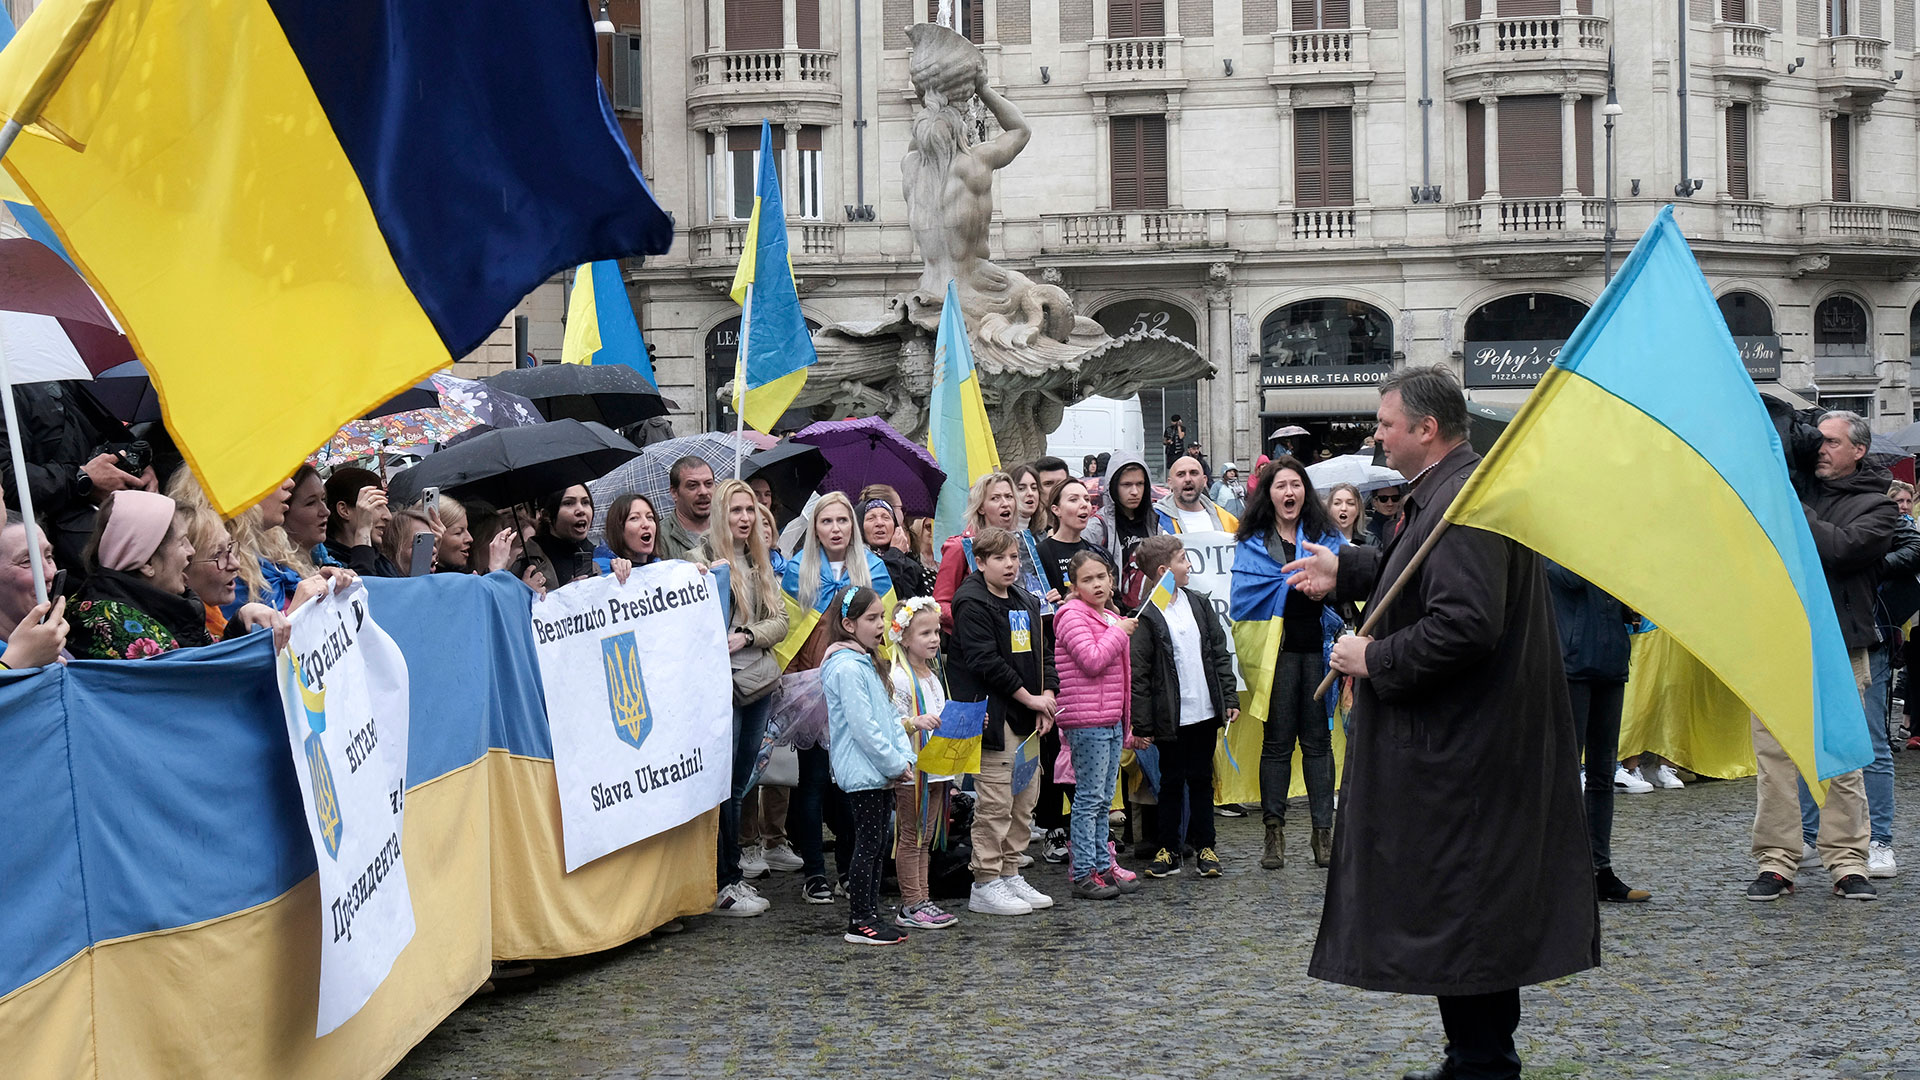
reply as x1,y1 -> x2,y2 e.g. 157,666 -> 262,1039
1721,0 -> 1747,20
1110,115 -> 1170,209
1294,107 -> 1354,207
797,0 -> 821,48
1464,0 -> 1482,18
927,0 -> 986,41
725,0 -> 783,50
609,33 -> 644,110
1726,103 -> 1749,200
1497,95 -> 1562,198
1466,101 -> 1486,199
1828,0 -> 1848,35
1292,0 -> 1350,27
1109,0 -> 1167,36
1832,114 -> 1851,202
1574,97 -> 1593,196
1498,0 -> 1558,15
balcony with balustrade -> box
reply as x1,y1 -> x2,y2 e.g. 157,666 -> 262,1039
1449,197 -> 1607,238
1269,29 -> 1373,86
1038,209 -> 1224,254
1445,14 -> 1609,91
1083,36 -> 1187,91
1800,202 -> 1920,246
687,49 -> 839,127
1815,35 -> 1892,105
689,221 -> 845,265
1709,22 -> 1774,78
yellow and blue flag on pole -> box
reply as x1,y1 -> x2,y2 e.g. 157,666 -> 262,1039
1446,206 -> 1872,796
561,260 -> 655,382
1010,732 -> 1043,793
0,0 -> 674,514
1146,570 -> 1179,612
916,699 -> 987,777
729,119 -> 815,433
0,6 -> 73,271
928,279 -> 1001,546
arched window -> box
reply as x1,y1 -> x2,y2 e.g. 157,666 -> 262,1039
1460,293 -> 1589,387
1258,298 -> 1394,387
1096,300 -> 1200,456
1813,295 -> 1871,380
705,315 -> 821,432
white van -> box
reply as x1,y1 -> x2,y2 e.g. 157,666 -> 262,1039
1047,395 -> 1146,473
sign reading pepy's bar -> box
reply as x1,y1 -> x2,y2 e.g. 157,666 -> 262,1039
1462,340 -> 1562,387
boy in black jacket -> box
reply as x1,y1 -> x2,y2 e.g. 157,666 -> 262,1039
949,527 -> 1061,916
1129,535 -> 1238,878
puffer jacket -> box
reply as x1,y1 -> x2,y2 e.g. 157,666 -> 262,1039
1052,597 -> 1132,729
821,643 -> 915,792
1802,461 -> 1899,650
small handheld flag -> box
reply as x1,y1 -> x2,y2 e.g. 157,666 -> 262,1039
916,699 -> 987,777
1147,570 -> 1178,612
729,120 -> 815,433
1010,732 -> 1042,793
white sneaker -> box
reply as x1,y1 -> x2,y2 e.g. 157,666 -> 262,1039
1016,852 -> 1034,868
968,878 -> 1032,916
1614,765 -> 1653,794
1799,843 -> 1821,870
1651,764 -> 1686,790
1869,841 -> 1898,879
1002,874 -> 1055,910
761,841 -> 804,872
737,844 -> 769,879
712,881 -> 769,917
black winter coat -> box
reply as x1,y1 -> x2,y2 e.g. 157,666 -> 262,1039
1545,561 -> 1631,683
0,380 -> 133,572
1129,587 -> 1235,740
947,572 -> 1059,751
1877,516 -> 1920,631
1311,441 -> 1598,997
1802,462 -> 1898,650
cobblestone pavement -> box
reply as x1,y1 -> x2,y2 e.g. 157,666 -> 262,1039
394,764 -> 1920,1080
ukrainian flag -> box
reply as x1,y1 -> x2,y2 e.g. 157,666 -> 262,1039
0,6 -> 73,270
1447,206 -> 1872,795
1146,570 -> 1178,612
0,0 -> 673,514
917,698 -> 986,777
729,120 -> 815,434
561,260 -> 655,382
774,552 -> 897,672
928,278 -> 1001,546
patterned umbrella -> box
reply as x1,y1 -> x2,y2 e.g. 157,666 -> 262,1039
307,408 -> 481,469
365,372 -> 545,428
585,430 -> 759,540
790,416 -> 947,517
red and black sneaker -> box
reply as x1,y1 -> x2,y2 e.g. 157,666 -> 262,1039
844,921 -> 908,946
1745,871 -> 1794,902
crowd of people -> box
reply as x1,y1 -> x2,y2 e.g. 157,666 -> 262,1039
3,366 -> 1913,1079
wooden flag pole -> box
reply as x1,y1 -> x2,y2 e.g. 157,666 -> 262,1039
1311,515 -> 1456,700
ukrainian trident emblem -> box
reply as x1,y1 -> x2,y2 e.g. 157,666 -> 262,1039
287,653 -> 344,860
602,632 -> 652,749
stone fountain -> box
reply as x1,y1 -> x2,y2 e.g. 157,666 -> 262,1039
781,23 -> 1212,462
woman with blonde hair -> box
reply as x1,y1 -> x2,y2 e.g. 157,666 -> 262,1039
702,478 -> 791,916
930,470 -> 1017,633
166,468 -> 309,616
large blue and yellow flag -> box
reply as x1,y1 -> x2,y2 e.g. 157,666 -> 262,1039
1447,206 -> 1872,796
0,6 -> 73,270
928,279 -> 1001,545
561,260 -> 655,382
729,120 -> 815,433
0,0 -> 673,513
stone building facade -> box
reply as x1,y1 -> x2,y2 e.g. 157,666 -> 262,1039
510,0 -> 1920,462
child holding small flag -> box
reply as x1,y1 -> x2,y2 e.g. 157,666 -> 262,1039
1054,551 -> 1143,900
1129,536 -> 1239,878
821,586 -> 917,946
888,596 -> 961,930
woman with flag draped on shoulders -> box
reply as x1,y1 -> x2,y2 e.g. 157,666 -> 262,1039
1229,457 -> 1348,873
774,491 -> 895,904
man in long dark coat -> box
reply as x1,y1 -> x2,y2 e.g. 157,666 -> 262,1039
1284,365 -> 1598,1080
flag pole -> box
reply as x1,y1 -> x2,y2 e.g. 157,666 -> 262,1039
1312,515 -> 1456,700
0,0 -> 125,607
734,281 -> 753,474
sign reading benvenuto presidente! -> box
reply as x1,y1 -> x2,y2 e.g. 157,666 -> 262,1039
277,581 -> 414,1037
533,560 -> 733,872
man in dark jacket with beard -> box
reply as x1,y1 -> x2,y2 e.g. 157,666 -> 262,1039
1283,366 -> 1596,1080
1748,410 -> 1891,901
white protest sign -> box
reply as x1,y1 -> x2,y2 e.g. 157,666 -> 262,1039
1176,530 -> 1245,690
533,560 -> 733,872
277,582 -> 414,1037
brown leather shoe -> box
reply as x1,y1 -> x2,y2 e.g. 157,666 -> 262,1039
1312,826 -> 1333,868
1261,823 -> 1284,869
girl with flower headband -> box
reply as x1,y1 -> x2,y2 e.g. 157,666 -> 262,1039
886,595 -> 961,930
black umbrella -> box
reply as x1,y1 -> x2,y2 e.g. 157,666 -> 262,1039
386,419 -> 641,510
743,440 -> 830,516
1466,401 -> 1517,455
482,364 -> 673,428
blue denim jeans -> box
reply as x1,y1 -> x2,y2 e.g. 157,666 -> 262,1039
1799,643 -> 1893,846
1062,723 -> 1123,878
717,694 -> 773,889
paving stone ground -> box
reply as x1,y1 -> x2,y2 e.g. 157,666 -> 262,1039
393,763 -> 1920,1080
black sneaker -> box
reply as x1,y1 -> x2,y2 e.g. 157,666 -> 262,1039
844,922 -> 907,945
1042,829 -> 1069,864
803,876 -> 835,904
1596,868 -> 1651,903
1146,849 -> 1181,877
1833,874 -> 1879,901
1745,871 -> 1794,901
1196,848 -> 1223,877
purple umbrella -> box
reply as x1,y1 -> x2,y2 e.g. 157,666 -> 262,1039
791,417 -> 948,517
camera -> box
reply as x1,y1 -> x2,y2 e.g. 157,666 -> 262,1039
92,439 -> 153,478
1763,398 -> 1822,496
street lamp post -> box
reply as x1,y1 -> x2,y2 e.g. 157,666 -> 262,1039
1603,49 -> 1624,283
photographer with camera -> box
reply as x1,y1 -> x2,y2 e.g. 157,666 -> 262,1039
0,379 -> 156,584
1747,410 -> 1892,903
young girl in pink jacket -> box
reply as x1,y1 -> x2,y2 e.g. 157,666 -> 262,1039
1053,550 -> 1142,900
